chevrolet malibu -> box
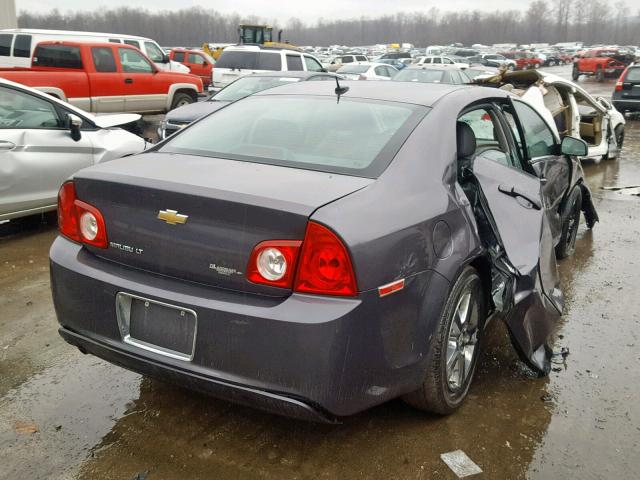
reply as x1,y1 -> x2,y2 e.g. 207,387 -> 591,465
50,82 -> 596,422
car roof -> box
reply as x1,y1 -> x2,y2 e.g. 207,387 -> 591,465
253,80 -> 474,107
405,65 -> 455,71
241,71 -> 337,79
222,44 -> 303,53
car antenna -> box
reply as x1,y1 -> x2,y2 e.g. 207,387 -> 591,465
334,76 -> 349,103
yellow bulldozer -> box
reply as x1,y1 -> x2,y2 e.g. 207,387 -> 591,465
202,24 -> 299,60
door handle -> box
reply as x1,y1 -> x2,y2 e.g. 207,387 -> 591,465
498,184 -> 542,210
124,78 -> 134,84
0,140 -> 16,151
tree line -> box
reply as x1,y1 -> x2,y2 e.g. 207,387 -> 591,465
18,0 -> 640,47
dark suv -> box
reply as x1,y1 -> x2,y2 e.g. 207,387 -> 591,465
613,65 -> 640,113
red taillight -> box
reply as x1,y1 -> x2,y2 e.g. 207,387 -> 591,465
293,222 -> 357,296
57,181 -> 108,248
616,67 -> 629,91
247,240 -> 302,288
57,181 -> 81,242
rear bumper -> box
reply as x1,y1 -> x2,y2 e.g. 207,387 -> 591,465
59,327 -> 336,422
50,237 -> 449,418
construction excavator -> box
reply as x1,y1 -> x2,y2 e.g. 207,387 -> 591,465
202,24 -> 299,60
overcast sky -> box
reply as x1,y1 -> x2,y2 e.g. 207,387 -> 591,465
17,0 -> 534,24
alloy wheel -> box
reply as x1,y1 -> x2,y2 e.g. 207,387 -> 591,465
446,287 -> 479,392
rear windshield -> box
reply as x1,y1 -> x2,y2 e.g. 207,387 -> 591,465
393,69 -> 445,83
215,51 -> 282,70
33,45 -> 82,68
160,96 -> 428,178
214,76 -> 301,102
625,68 -> 640,82
338,65 -> 369,74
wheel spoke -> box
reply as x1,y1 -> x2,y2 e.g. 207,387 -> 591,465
456,351 -> 465,388
463,344 -> 475,377
456,292 -> 471,329
446,340 -> 458,371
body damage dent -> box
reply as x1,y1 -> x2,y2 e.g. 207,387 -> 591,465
461,168 -> 561,375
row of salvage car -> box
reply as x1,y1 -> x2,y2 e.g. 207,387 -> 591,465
1,63 -> 626,422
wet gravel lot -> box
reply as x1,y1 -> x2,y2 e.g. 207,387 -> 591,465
1,65 -> 639,479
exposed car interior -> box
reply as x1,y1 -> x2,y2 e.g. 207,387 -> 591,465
575,91 -> 603,147
482,71 -> 607,149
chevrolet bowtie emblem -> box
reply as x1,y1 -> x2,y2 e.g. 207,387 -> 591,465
157,209 -> 188,225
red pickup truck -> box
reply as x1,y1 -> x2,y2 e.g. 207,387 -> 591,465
501,51 -> 542,70
169,49 -> 214,88
0,41 -> 203,113
572,49 -> 631,82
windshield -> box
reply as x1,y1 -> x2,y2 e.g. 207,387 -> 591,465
337,65 -> 369,74
213,76 -> 302,102
160,96 -> 428,178
393,69 -> 445,83
144,41 -> 165,63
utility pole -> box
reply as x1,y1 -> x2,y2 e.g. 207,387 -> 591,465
0,0 -> 17,28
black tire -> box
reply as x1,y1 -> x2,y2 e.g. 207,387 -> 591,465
403,266 -> 485,414
572,66 -> 580,81
596,67 -> 604,82
614,124 -> 625,151
604,124 -> 625,160
556,186 -> 582,259
170,92 -> 195,110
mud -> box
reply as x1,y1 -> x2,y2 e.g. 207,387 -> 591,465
1,65 -> 639,479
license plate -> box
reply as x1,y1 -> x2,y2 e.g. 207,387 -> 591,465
116,293 -> 197,361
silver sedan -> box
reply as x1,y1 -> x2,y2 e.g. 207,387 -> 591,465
0,79 -> 148,222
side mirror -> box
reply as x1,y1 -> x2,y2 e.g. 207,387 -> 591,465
68,114 -> 82,142
162,53 -> 170,64
561,136 -> 588,157
319,67 -> 328,73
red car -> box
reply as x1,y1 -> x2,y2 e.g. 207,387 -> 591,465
0,41 -> 203,113
169,49 -> 214,88
500,51 -> 543,70
573,49 -> 630,82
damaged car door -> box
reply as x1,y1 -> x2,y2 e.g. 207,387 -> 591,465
457,104 -> 563,374
500,98 -> 598,258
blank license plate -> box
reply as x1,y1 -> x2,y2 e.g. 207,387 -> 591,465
116,293 -> 197,361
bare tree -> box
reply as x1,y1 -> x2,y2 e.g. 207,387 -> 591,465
16,5 -> 640,47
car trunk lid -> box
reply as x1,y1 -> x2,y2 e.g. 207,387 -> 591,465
73,152 -> 372,296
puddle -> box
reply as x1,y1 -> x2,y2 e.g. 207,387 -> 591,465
0,352 -> 141,480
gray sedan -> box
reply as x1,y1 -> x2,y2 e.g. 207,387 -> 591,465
50,81 -> 596,421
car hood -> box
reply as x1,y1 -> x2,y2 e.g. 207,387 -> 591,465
165,100 -> 230,124
91,113 -> 142,129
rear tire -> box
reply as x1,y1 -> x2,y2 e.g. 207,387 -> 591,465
170,92 -> 195,110
403,266 -> 484,414
572,66 -> 580,80
556,186 -> 582,259
596,67 -> 604,82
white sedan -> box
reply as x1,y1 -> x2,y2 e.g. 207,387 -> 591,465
476,70 -> 625,160
336,62 -> 398,80
413,55 -> 470,69
0,78 -> 148,222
